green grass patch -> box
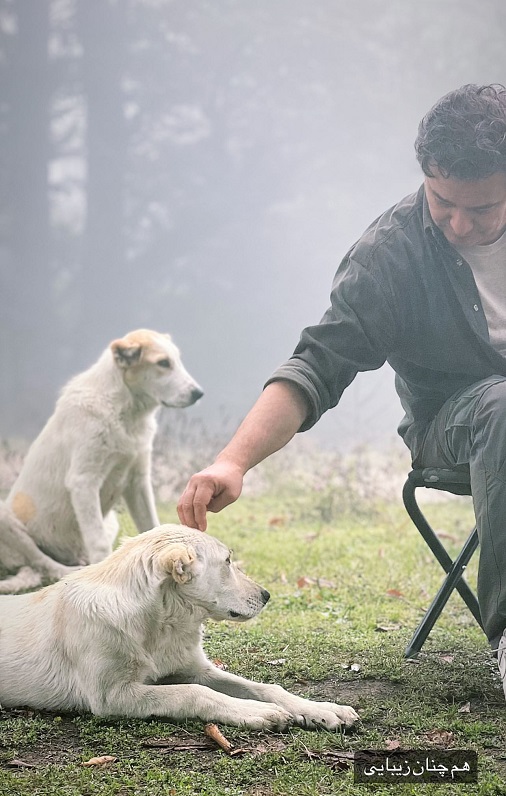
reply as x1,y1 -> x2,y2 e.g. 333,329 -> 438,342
1,486 -> 505,795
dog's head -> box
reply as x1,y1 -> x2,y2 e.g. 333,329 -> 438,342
110,329 -> 203,409
146,525 -> 270,622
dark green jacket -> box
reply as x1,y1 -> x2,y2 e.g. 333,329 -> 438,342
266,185 -> 506,458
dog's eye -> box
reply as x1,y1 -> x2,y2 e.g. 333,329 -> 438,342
157,358 -> 172,369
225,554 -> 232,565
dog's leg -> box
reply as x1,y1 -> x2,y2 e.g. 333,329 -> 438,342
86,680 -> 292,730
0,504 -> 81,587
65,463 -> 113,564
103,511 -> 120,547
0,566 -> 43,593
192,665 -> 359,730
122,457 -> 159,533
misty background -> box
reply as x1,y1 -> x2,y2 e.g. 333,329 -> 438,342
1,0 -> 505,455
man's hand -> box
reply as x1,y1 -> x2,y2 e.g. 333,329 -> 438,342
177,461 -> 244,531
178,383 -> 309,531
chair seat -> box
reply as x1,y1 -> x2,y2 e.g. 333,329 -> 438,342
408,467 -> 471,495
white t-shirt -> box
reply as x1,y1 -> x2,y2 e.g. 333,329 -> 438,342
455,229 -> 506,356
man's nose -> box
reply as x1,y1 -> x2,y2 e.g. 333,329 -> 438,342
449,210 -> 473,237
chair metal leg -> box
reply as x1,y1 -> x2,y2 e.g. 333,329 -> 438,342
402,478 -> 483,657
405,527 -> 480,658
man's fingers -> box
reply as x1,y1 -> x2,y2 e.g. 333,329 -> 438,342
191,482 -> 214,531
177,466 -> 243,531
207,492 -> 236,515
177,479 -> 214,531
177,483 -> 197,529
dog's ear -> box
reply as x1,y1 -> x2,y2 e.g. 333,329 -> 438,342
159,544 -> 197,584
110,339 -> 142,369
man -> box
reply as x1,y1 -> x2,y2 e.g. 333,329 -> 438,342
178,84 -> 506,693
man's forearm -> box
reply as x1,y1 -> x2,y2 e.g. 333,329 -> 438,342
215,381 -> 309,474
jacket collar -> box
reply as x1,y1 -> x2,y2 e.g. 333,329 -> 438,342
421,183 -> 439,235
421,183 -> 457,254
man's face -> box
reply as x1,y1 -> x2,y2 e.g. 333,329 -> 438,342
425,168 -> 506,247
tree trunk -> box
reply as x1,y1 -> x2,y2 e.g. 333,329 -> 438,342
75,0 -> 129,363
0,0 -> 54,437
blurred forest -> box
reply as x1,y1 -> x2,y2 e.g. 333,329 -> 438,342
1,0 -> 505,449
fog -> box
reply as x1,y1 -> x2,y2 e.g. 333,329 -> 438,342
1,0 -> 505,453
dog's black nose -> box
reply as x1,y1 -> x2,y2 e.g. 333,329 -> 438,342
261,588 -> 270,604
191,387 -> 204,403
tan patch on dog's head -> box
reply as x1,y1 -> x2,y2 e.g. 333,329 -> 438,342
110,329 -> 173,370
11,492 -> 37,524
158,544 -> 197,584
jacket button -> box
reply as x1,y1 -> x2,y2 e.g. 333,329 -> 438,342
473,304 -> 479,311
456,258 -> 463,266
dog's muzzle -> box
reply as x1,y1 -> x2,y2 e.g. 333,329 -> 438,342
228,588 -> 270,619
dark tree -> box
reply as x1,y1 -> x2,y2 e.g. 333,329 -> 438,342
0,0 -> 54,434
74,0 -> 129,361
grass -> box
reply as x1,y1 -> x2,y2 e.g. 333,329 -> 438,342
1,472 -> 506,795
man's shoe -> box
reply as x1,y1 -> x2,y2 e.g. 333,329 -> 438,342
498,630 -> 506,698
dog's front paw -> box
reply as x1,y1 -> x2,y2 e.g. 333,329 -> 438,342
236,700 -> 293,731
291,701 -> 359,730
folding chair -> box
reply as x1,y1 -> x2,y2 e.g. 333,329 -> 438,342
402,467 -> 484,658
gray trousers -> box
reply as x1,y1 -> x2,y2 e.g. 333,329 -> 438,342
414,375 -> 506,647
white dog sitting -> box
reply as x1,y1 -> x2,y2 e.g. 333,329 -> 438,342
0,524 -> 359,731
0,330 -> 202,593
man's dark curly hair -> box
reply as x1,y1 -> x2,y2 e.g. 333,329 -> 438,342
415,83 -> 506,179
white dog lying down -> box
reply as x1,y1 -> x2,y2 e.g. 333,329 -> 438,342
0,330 -> 202,593
0,524 -> 358,731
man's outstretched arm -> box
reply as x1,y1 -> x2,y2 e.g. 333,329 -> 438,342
177,381 -> 309,530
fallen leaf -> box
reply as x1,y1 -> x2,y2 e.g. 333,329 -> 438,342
303,749 -> 354,772
385,739 -> 401,750
266,658 -> 287,666
350,663 -> 361,672
204,723 -> 247,756
142,738 -> 215,751
5,758 -> 36,769
82,755 -> 117,767
424,729 -> 454,747
440,655 -> 454,664
375,624 -> 401,633
268,516 -> 286,527
204,723 -> 234,753
458,702 -> 471,713
212,658 -> 228,670
252,739 -> 288,755
316,577 -> 336,589
386,588 -> 404,598
297,576 -> 316,588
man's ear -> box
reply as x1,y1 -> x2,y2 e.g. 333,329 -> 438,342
159,544 -> 197,584
110,339 -> 142,369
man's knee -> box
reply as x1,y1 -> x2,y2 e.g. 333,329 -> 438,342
471,379 -> 506,476
475,379 -> 506,424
